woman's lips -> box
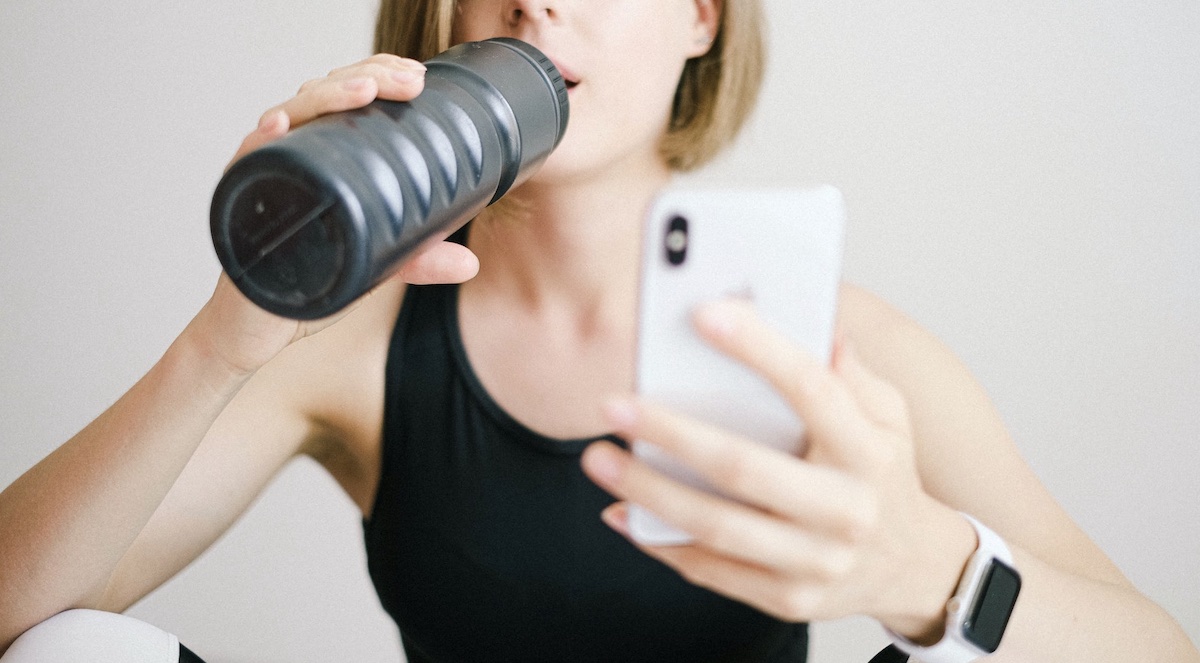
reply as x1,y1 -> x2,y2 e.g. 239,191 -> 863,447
548,57 -> 580,92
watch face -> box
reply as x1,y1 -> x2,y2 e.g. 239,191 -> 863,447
963,559 -> 1022,653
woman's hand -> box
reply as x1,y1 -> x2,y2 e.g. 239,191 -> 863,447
195,54 -> 480,376
581,299 -> 976,642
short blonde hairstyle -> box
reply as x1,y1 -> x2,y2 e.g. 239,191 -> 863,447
373,1 -> 766,172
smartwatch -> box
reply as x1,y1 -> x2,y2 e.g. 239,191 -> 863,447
887,513 -> 1022,663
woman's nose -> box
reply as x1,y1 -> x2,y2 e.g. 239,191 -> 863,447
504,0 -> 558,27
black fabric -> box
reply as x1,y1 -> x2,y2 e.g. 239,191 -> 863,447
362,280 -> 808,662
177,643 -> 206,663
867,645 -> 911,663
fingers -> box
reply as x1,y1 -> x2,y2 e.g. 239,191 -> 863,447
691,300 -> 877,472
582,442 -> 854,578
265,54 -> 426,130
601,400 -> 877,539
226,54 -> 426,170
621,539 -> 833,622
324,54 -> 428,102
580,302 -> 931,627
604,504 -> 831,621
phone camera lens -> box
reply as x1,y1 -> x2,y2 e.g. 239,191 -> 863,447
665,215 -> 688,266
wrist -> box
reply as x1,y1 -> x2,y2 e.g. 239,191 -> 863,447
172,310 -> 263,389
887,512 -> 1024,663
882,500 -> 977,644
184,278 -> 296,378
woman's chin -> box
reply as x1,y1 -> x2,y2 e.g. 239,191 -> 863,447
524,140 -> 667,190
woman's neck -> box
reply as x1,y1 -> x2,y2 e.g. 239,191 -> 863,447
466,158 -> 673,327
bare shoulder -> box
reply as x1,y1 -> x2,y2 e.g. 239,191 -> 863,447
835,282 -> 918,349
834,282 -> 957,387
834,282 -> 1129,584
834,281 -> 1027,502
835,282 -> 1000,401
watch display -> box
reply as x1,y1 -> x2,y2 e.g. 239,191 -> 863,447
963,558 -> 1022,653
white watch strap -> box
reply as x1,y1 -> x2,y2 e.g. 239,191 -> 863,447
887,513 -> 1014,663
962,513 -> 1013,566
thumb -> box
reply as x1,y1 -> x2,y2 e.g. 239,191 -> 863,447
392,240 -> 480,285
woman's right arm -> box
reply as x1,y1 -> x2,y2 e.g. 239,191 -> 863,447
0,53 -> 476,654
0,276 -> 314,653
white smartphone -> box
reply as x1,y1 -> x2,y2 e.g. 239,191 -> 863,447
629,186 -> 847,546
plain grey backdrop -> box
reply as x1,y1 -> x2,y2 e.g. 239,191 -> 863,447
1,1 -> 1196,661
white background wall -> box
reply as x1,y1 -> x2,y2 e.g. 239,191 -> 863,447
1,1 -> 1196,661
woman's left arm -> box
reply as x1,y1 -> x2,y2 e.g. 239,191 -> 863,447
582,285 -> 1199,662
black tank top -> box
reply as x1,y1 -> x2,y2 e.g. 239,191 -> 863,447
362,281 -> 808,662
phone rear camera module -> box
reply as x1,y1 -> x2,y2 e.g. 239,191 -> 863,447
665,215 -> 688,266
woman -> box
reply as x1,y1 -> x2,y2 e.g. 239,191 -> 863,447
0,1 -> 1195,661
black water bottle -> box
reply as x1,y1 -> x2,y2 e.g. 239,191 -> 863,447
210,38 -> 569,320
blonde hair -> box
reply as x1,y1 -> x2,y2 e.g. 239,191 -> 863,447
373,0 -> 766,172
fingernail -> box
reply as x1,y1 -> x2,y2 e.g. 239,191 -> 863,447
390,67 -> 425,84
583,445 -> 626,489
602,398 -> 639,430
693,300 -> 738,339
601,504 -> 630,535
257,110 -> 284,133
